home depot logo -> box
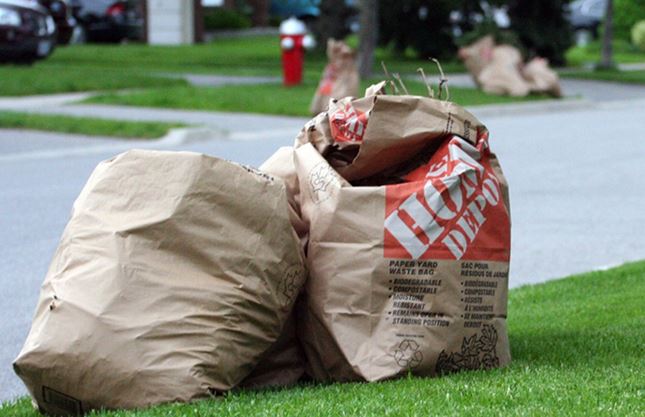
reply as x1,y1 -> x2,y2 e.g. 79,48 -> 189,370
384,135 -> 510,261
330,102 -> 367,143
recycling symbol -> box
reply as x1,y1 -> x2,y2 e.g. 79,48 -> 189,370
279,266 -> 302,307
394,339 -> 423,368
308,162 -> 339,204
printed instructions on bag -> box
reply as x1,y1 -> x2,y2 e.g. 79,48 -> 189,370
386,260 -> 507,329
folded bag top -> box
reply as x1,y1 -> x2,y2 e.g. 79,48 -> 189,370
298,82 -> 486,182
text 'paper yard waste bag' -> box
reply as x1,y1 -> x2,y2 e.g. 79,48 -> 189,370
290,82 -> 512,382
14,150 -> 306,415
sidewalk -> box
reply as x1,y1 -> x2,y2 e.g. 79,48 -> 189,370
0,94 -> 307,143
417,73 -> 645,102
161,73 -> 281,87
4,72 -> 645,135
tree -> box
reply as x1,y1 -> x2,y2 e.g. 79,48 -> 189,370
506,0 -> 573,66
599,0 -> 615,69
378,0 -> 455,60
613,0 -> 645,42
313,0 -> 355,49
358,0 -> 378,78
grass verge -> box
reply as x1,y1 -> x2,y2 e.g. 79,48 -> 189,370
562,69 -> 645,85
86,80 -> 548,117
566,39 -> 645,67
0,66 -> 188,97
45,36 -> 465,77
0,112 -> 186,139
2,260 -> 643,416
0,36 -> 464,96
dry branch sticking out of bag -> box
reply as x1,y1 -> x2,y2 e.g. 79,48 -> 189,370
381,59 -> 451,101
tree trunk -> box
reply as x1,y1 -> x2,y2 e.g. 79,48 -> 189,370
599,0 -> 614,69
358,0 -> 378,78
247,0 -> 269,27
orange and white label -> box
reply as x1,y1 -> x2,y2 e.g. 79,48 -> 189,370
329,102 -> 368,143
384,134 -> 510,261
318,64 -> 337,96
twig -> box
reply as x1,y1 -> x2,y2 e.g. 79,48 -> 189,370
381,61 -> 392,79
381,61 -> 398,94
430,58 -> 450,101
392,73 -> 410,95
417,67 -> 435,98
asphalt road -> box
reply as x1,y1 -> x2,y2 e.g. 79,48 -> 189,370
1,98 -> 644,400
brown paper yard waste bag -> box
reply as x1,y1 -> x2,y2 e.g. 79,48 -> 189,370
477,45 -> 530,97
239,148 -> 310,389
239,313 -> 306,389
459,36 -> 562,97
14,150 -> 306,414
293,85 -> 512,382
457,35 -> 495,86
310,39 -> 360,115
522,57 -> 562,97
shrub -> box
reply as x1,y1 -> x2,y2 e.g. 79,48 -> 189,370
614,0 -> 645,42
312,0 -> 356,52
378,0 -> 456,60
203,8 -> 252,31
632,20 -> 645,51
506,0 -> 573,66
458,19 -> 525,56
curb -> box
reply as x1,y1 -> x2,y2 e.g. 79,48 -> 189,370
0,127 -> 227,163
158,127 -> 229,145
0,92 -> 95,110
466,97 -> 594,118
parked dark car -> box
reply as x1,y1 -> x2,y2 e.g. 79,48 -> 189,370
0,0 -> 57,63
38,0 -> 76,44
70,0 -> 142,43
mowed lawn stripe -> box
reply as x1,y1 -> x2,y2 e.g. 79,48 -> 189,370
86,80 -> 549,117
2,260 -> 643,416
0,112 -> 187,139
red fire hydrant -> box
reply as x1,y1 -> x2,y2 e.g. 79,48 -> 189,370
280,17 -> 315,86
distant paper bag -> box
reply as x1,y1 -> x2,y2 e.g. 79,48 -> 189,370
294,88 -> 511,382
14,150 -> 306,414
457,35 -> 495,86
310,39 -> 360,115
478,45 -> 530,97
523,57 -> 562,97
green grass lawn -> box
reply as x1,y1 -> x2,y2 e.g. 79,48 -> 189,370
0,65 -> 188,97
563,39 -> 645,84
566,39 -> 645,67
86,80 -> 548,117
0,37 -> 464,97
46,36 -> 464,77
562,69 -> 645,85
2,261 -> 642,416
0,112 -> 186,139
